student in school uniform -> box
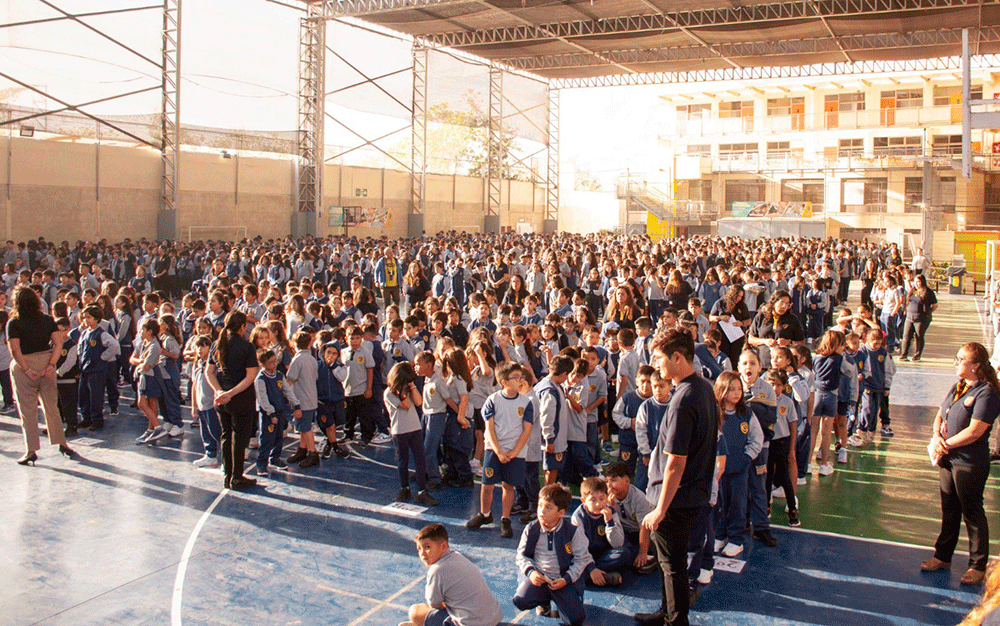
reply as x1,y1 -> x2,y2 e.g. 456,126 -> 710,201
535,354 -> 573,486
572,477 -> 626,587
466,362 -> 534,538
76,305 -> 120,433
384,361 -> 438,507
54,317 -> 80,437
612,365 -> 654,480
605,462 -> 657,575
340,327 -> 375,446
250,348 -> 300,476
285,331 -> 322,469
416,351 -> 449,490
189,335 -> 221,468
634,369 -> 672,493
563,357 -> 596,487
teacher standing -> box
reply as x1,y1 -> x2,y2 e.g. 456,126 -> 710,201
9,286 -> 72,465
207,311 -> 260,490
922,342 -> 1000,586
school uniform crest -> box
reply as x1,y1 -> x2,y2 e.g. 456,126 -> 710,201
517,406 -> 524,417
357,356 -> 364,363
785,384 -> 792,394
89,340 -> 97,347
429,387 -> 436,395
61,349 -> 67,356
779,406 -> 788,415
740,422 -> 749,434
394,348 -> 401,356
964,396 -> 976,407
597,525 -> 606,537
589,384 -> 596,393
555,452 -> 563,462
757,392 -> 766,399
877,355 -> 884,362
484,467 -> 494,478
277,380 -> 283,389
621,451 -> 631,461
564,542 -> 573,554
267,424 -> 274,432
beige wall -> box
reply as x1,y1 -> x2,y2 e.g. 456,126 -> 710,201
0,137 -> 548,242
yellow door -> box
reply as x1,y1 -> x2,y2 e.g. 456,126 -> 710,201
880,97 -> 896,126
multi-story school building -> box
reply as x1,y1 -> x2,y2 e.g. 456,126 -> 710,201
627,64 -> 1000,247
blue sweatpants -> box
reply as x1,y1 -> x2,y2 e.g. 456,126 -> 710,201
748,444 -> 770,531
257,412 -> 288,469
198,408 -> 221,458
859,388 -> 883,433
79,368 -> 107,426
513,575 -> 586,626
422,412 -> 447,482
716,468 -> 749,545
688,503 -> 716,581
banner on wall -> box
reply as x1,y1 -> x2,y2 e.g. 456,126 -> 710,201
731,201 -> 813,218
328,206 -> 393,229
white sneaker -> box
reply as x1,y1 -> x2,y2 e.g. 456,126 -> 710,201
248,437 -> 260,449
135,429 -> 154,444
721,542 -> 744,558
771,487 -> 785,498
815,451 -> 822,462
796,476 -> 807,486
193,455 -> 218,468
469,458 -> 481,470
818,463 -> 834,476
372,432 -> 392,445
697,569 -> 713,585
837,447 -> 848,464
847,434 -> 864,447
611,434 -> 619,443
168,423 -> 185,437
145,425 -> 168,443
714,539 -> 726,553
805,463 -> 812,474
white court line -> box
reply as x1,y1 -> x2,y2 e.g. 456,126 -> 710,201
171,489 -> 229,626
510,609 -> 530,624
782,524 -> 931,551
346,575 -> 425,626
316,583 -> 408,611
350,447 -> 398,469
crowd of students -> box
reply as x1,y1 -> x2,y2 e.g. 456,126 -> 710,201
8,232 -> 937,626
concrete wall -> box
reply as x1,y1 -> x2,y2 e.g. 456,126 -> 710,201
0,136 -> 550,242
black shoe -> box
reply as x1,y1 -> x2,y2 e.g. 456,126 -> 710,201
634,609 -> 667,625
88,422 -> 103,432
229,477 -> 258,490
500,517 -> 513,538
510,503 -> 530,515
414,490 -> 438,506
79,420 -> 93,429
395,487 -> 411,502
426,480 -> 443,491
287,448 -> 308,464
466,512 -> 494,530
753,529 -> 778,547
16,452 -> 37,466
519,511 -> 537,524
337,434 -> 353,444
991,451 -> 1000,464
110,408 -> 119,416
688,584 -> 699,608
604,571 -> 623,587
59,444 -> 75,459
64,426 -> 78,437
788,510 -> 801,527
448,477 -> 474,488
357,439 -> 369,449
299,451 -> 320,469
271,458 -> 289,469
321,440 -> 334,459
334,444 -> 350,458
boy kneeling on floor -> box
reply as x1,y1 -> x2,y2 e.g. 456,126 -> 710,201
402,523 -> 502,626
513,484 -> 591,626
572,476 -> 628,587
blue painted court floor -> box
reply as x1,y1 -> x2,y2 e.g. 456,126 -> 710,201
0,387 -> 984,626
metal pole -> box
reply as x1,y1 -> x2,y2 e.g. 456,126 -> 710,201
159,0 -> 181,241
409,42 -> 427,237
962,28 -> 972,179
544,87 -> 559,233
485,65 -> 503,234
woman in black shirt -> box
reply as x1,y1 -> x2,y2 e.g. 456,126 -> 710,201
709,284 -> 752,366
206,311 -> 260,490
923,342 -> 1000,586
900,274 -> 938,362
8,286 -> 71,465
747,290 -> 806,367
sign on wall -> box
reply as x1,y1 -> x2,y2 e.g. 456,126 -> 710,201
732,201 -> 813,218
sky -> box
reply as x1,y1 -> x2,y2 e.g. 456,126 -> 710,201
0,0 -> 663,186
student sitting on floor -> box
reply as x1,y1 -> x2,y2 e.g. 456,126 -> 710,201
402,523 -> 502,626
571,477 -> 626,587
605,462 -> 657,575
513,484 -> 591,626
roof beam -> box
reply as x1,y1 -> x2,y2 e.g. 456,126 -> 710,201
496,27 -> 1000,70
423,0 -> 1000,47
550,54 -> 1000,88
636,0 -> 739,69
305,0 -> 472,17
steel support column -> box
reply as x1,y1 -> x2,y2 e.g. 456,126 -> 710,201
296,6 -> 325,237
544,87 -> 559,234
159,0 -> 180,241
485,65 -> 502,235
409,42 -> 427,238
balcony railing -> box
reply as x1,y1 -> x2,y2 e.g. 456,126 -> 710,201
662,104 -> 966,138
711,151 -> 965,173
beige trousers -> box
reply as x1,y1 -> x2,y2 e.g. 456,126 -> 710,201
14,350 -> 65,453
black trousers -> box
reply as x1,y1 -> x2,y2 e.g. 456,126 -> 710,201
651,505 -> 700,626
934,463 -> 990,571
345,395 -> 375,441
766,436 -> 798,512
901,317 -> 926,358
217,388 -> 255,485
57,381 -> 79,428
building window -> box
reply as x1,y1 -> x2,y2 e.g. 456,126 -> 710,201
933,84 -> 983,106
676,103 -> 711,120
725,180 -> 765,206
904,177 -> 923,213
842,178 -> 887,212
686,144 -> 711,156
939,176 -> 956,210
931,135 -> 963,156
838,138 -> 864,157
874,136 -> 923,156
767,97 -> 805,116
719,143 -> 758,155
826,92 -> 865,111
685,180 -> 713,202
880,89 -> 923,108
767,142 -> 791,158
781,180 -> 824,205
719,101 -> 752,117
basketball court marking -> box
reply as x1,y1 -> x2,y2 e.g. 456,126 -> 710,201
345,575 -> 425,626
316,583 -> 409,611
171,488 -> 230,626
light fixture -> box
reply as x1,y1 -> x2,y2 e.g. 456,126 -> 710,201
19,126 -> 34,138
